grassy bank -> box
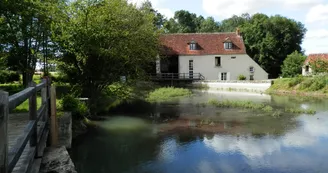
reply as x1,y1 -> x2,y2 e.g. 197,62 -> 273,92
13,96 -> 62,113
267,75 -> 328,97
146,87 -> 192,102
206,99 -> 316,115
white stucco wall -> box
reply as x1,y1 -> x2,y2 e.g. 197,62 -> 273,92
179,54 -> 268,80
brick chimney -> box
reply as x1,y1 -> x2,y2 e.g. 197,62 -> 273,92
236,27 -> 240,36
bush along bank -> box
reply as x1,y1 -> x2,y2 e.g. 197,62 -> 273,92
267,75 -> 328,97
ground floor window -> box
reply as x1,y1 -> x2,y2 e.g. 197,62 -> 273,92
221,72 -> 227,81
250,75 -> 254,80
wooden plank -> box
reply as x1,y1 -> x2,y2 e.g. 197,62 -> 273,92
8,88 -> 34,112
35,83 -> 45,92
8,121 -> 36,173
41,84 -> 47,122
36,105 -> 46,123
50,86 -> 58,147
0,91 -> 9,173
11,146 -> 36,173
37,128 -> 48,158
29,158 -> 41,173
28,82 -> 37,157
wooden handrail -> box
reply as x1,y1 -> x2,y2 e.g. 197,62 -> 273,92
1,78 -> 52,173
149,73 -> 205,81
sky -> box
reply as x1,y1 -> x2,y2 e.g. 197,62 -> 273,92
129,0 -> 328,55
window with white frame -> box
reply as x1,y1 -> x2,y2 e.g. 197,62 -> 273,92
189,43 -> 197,50
249,66 -> 254,73
224,42 -> 233,49
221,72 -> 227,81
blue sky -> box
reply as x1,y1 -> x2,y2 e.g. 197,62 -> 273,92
130,0 -> 328,55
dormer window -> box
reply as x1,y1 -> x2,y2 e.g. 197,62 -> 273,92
189,41 -> 197,50
224,42 -> 233,49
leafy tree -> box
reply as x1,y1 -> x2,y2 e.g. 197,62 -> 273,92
52,0 -> 159,111
198,17 -> 220,32
0,0 -> 62,86
281,51 -> 306,77
139,0 -> 166,29
309,58 -> 328,74
220,13 -> 250,32
241,14 -> 306,78
163,10 -> 206,33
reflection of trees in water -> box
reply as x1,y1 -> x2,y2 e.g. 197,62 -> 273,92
71,129 -> 162,173
271,95 -> 328,111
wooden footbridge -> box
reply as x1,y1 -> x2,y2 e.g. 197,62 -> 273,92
0,78 -> 57,173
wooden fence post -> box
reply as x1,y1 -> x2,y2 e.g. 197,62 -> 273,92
41,79 -> 47,123
0,91 -> 9,173
28,82 -> 38,156
50,86 -> 58,147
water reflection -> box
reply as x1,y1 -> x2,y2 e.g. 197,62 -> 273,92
71,91 -> 328,173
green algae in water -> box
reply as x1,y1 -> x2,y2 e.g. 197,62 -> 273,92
98,116 -> 152,132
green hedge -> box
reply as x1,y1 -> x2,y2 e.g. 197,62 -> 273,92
0,71 -> 20,84
0,84 -> 24,95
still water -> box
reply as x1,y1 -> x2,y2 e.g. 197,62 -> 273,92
70,91 -> 328,173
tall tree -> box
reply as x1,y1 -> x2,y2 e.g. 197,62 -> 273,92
52,0 -> 159,110
198,17 -> 220,32
163,10 -> 205,33
0,0 -> 62,86
139,0 -> 166,29
220,13 -> 250,32
241,14 -> 306,78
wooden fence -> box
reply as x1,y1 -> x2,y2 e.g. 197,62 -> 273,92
150,73 -> 205,81
0,78 -> 56,173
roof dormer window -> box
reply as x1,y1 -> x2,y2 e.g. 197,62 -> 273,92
224,42 -> 233,49
189,41 -> 197,50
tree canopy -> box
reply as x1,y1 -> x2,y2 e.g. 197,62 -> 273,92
52,0 -> 159,105
0,0 -> 62,86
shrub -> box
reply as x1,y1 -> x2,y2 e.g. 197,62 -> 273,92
238,74 -> 246,80
61,94 -> 88,118
288,75 -> 303,87
0,84 -> 24,95
299,78 -> 313,90
308,80 -> 326,91
0,70 -> 20,83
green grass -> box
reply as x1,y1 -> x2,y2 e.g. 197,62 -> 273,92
267,75 -> 328,96
207,99 -> 316,115
13,96 -> 62,113
208,99 -> 274,112
146,87 -> 192,102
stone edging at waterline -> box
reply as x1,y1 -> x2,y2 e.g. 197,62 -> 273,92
193,80 -> 272,92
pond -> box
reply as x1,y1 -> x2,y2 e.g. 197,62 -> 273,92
70,90 -> 328,173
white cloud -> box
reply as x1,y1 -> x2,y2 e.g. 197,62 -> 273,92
305,4 -> 328,23
284,0 -> 324,8
202,0 -> 323,18
128,0 -> 173,18
128,0 -> 164,7
202,0 -> 269,18
306,29 -> 328,39
156,8 -> 174,18
204,113 -> 328,159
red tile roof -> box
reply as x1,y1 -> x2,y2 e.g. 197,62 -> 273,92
305,53 -> 328,64
159,32 -> 247,56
